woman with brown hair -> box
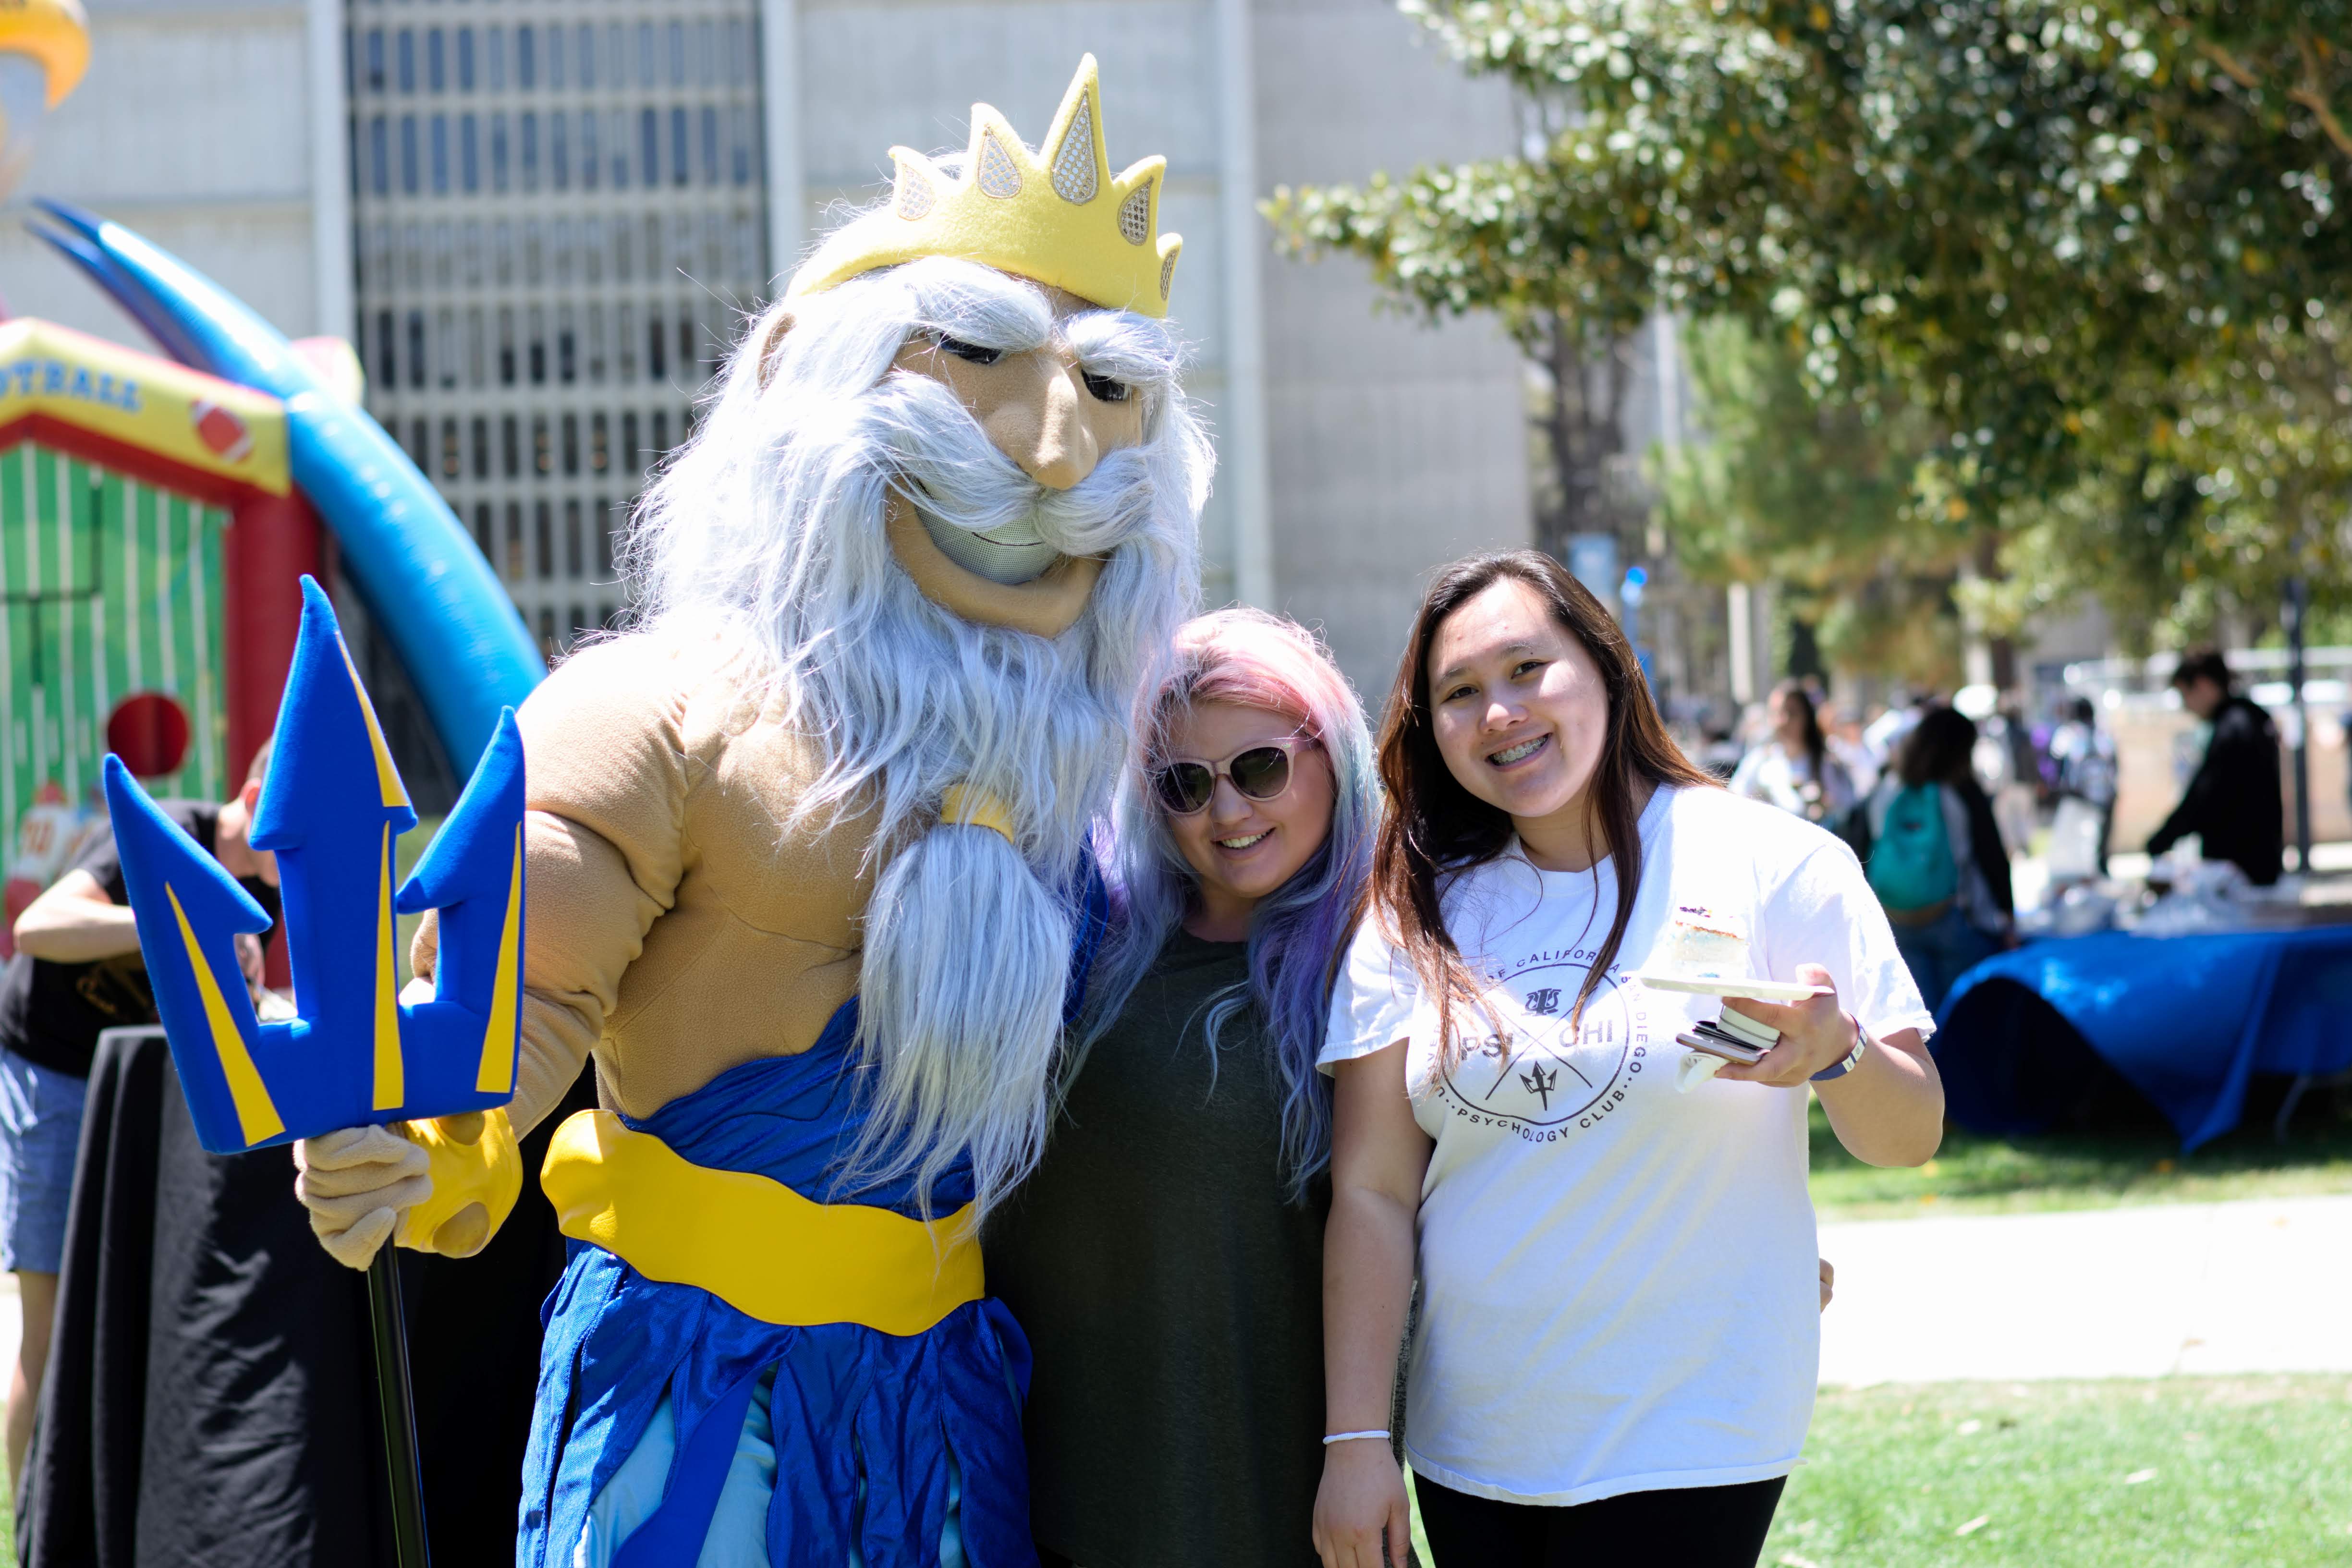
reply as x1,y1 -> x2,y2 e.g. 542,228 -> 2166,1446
1310,552 -> 1944,1568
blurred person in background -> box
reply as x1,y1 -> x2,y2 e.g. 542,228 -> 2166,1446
0,745 -> 278,1492
2146,648 -> 2284,887
2048,696 -> 2119,877
1980,699 -> 2041,861
1862,708 -> 2014,1012
1863,686 -> 1926,769
1730,680 -> 1859,827
1819,697 -> 1881,799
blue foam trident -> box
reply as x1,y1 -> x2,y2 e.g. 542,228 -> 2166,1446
100,577 -> 526,1155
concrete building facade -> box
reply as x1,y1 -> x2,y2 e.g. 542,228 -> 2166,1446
5,0 -> 1532,714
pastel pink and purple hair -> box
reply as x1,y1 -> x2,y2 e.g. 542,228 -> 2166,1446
1080,608 -> 1377,1195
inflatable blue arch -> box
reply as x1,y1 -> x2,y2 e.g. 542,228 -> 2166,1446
30,200 -> 545,778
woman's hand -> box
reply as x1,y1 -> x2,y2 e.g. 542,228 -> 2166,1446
1819,1256 -> 1835,1312
1713,964 -> 1855,1085
1313,1439 -> 1409,1568
1714,966 -> 1945,1167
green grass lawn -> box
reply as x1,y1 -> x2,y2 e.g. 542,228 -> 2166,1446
1807,1094 -> 2352,1222
1768,1377 -> 2352,1568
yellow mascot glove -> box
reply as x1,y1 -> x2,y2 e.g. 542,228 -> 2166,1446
393,1107 -> 522,1258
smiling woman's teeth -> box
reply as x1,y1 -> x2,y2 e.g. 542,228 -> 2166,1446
1218,831 -> 1269,851
1491,737 -> 1546,765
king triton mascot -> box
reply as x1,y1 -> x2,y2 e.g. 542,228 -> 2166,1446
290,56 -> 1207,1566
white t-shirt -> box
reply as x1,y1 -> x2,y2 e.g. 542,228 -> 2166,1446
1320,785 -> 1932,1506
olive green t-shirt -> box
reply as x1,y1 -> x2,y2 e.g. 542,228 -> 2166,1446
987,928 -> 1330,1568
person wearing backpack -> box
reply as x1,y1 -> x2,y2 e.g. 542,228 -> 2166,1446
1862,706 -> 2014,1011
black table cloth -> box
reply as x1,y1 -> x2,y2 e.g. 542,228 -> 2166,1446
19,1026 -> 592,1567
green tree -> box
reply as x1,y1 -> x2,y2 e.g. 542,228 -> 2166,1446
1268,0 -> 2352,654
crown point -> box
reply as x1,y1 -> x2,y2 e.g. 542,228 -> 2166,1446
976,127 -> 1023,200
1051,92 -> 1099,204
893,154 -> 936,221
1117,183 -> 1153,246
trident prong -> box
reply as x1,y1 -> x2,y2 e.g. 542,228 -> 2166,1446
102,575 -> 525,1155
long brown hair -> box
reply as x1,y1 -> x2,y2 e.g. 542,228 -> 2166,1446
1371,551 -> 1716,1052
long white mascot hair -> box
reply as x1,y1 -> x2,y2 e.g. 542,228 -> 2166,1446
628,255 -> 1208,1217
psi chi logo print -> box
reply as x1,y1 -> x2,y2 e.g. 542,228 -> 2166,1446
1433,952 -> 1653,1143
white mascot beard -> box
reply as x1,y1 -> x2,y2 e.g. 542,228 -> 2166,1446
626,258 -> 1208,1219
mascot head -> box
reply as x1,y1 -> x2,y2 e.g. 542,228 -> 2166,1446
629,56 -> 1209,1218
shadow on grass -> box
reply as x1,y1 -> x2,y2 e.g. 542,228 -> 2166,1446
1809,1075 -> 2352,1221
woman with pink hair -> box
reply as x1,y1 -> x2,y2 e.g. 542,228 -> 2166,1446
987,607 -> 1379,1568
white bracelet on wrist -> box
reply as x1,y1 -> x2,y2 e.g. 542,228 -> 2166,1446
1322,1429 -> 1391,1446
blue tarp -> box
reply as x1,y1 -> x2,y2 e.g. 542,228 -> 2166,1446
1934,926 -> 2352,1150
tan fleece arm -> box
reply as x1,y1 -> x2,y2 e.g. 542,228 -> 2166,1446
410,637 -> 692,1138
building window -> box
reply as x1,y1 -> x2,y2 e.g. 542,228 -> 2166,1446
430,116 -> 449,193
521,111 -> 538,192
501,414 -> 520,478
562,413 -> 580,475
517,25 -> 536,91
535,500 -> 554,579
460,114 -> 478,191
551,111 -> 569,191
427,28 -> 445,93
671,107 -> 689,186
471,416 -> 489,479
457,27 -> 474,91
639,108 -> 658,188
368,116 -> 389,194
491,112 -> 509,191
397,29 -> 415,93
504,502 -> 524,581
376,310 -> 396,386
407,312 -> 426,389
591,412 -> 609,474
473,501 -> 493,560
646,309 -> 665,381
440,418 -> 460,480
528,306 -> 547,385
365,29 -> 385,93
533,415 -> 551,477
621,411 -> 639,470
564,499 -> 583,578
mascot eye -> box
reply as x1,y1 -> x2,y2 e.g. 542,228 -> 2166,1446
933,334 -> 1002,366
1081,371 -> 1132,404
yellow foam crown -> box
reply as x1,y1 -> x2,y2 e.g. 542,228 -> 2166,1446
787,54 -> 1182,319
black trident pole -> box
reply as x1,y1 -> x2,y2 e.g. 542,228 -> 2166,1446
366,1248 -> 432,1567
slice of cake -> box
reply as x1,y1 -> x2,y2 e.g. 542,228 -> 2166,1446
1650,905 -> 1751,983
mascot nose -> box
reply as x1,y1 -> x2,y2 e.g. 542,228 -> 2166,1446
989,362 -> 1101,491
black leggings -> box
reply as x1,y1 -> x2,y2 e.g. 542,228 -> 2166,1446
1415,1474 -> 1785,1567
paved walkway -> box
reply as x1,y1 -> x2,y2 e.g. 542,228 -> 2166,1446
1818,1192 -> 2352,1386
0,1198 -> 2339,1398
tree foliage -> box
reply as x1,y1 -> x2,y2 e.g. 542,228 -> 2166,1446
1268,0 -> 2352,654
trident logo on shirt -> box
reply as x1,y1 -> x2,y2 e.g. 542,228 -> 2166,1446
99,576 -> 527,1155
1520,1062 -> 1560,1111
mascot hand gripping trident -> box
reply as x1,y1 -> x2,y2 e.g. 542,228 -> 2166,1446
291,57 -> 1206,1566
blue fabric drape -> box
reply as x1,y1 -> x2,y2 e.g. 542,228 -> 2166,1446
1935,926 -> 2352,1150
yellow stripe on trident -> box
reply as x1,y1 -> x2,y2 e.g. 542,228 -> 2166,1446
165,882 -> 283,1146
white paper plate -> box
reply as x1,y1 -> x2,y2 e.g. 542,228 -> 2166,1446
1628,972 -> 1831,1002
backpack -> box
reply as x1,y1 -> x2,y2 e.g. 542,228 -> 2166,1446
1868,783 -> 1958,912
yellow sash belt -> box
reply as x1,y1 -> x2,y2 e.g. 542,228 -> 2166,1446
540,1110 -> 984,1338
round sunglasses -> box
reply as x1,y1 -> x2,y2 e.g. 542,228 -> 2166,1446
1149,736 -> 1317,816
